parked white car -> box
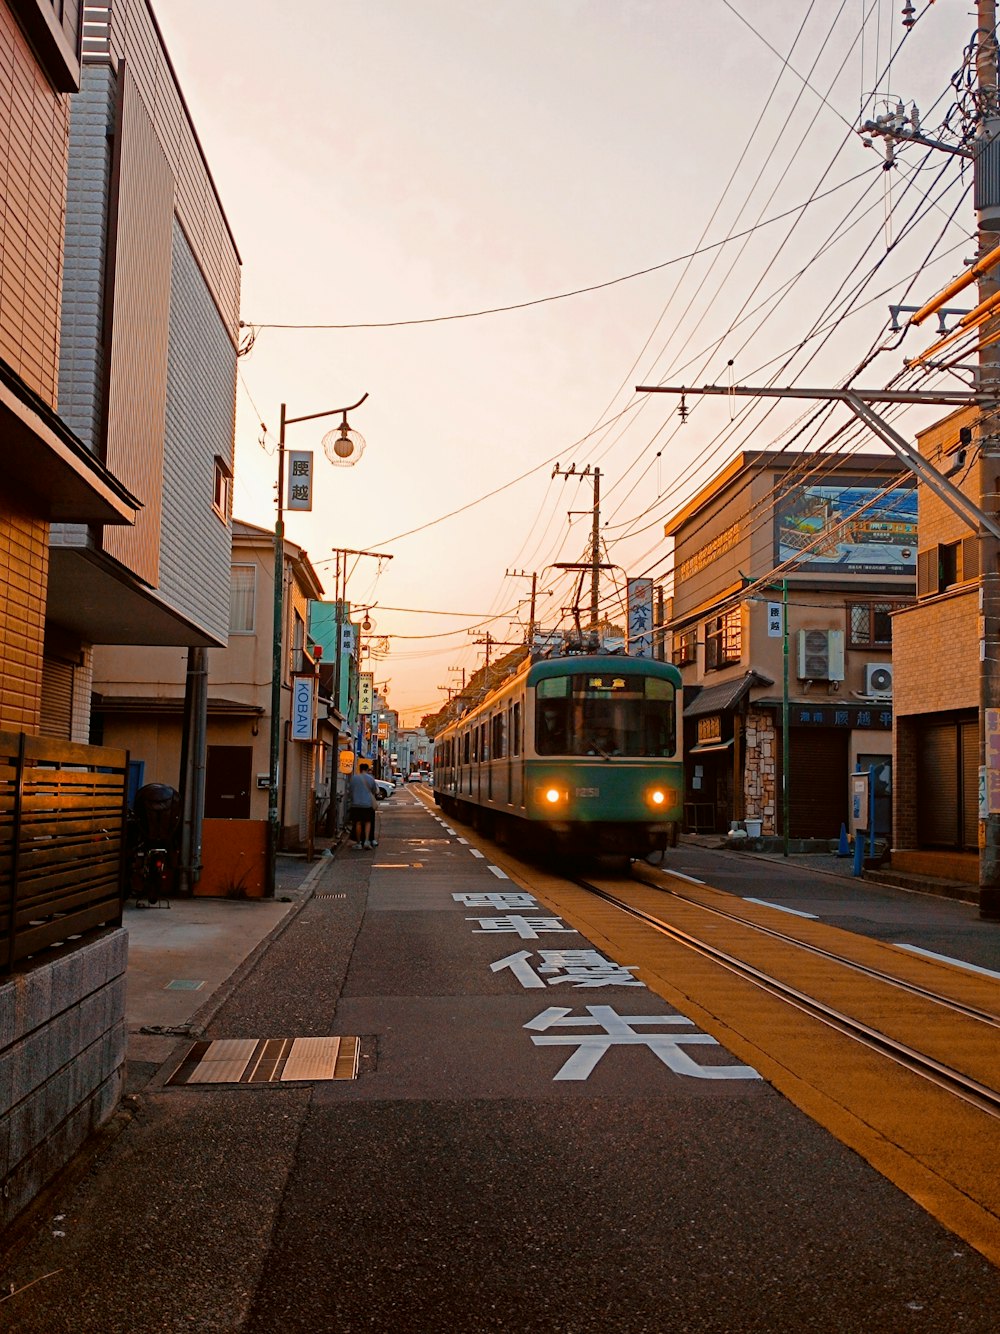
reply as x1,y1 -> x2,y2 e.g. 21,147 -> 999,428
372,777 -> 394,801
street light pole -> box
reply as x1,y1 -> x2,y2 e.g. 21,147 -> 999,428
266,394 -> 368,898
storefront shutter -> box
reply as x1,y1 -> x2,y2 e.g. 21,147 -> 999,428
787,729 -> 849,839
917,722 -> 959,847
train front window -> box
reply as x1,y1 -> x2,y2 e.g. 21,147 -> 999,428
535,673 -> 676,757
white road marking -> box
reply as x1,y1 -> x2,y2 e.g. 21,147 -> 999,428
488,865 -> 509,879
892,943 -> 1000,980
662,868 -> 706,886
457,837 -> 469,844
744,897 -> 818,920
470,848 -> 485,859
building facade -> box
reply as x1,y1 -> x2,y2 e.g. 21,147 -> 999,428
46,0 -> 241,743
0,0 -> 140,1232
890,407 -> 979,883
92,522 -> 333,892
666,451 -> 914,839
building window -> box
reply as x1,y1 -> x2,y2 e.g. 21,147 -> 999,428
213,455 -> 232,520
672,627 -> 697,667
229,565 -> 256,634
705,609 -> 742,671
847,602 -> 907,649
917,538 -> 979,596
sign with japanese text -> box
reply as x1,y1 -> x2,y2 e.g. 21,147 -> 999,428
359,672 -> 374,715
338,748 -> 355,774
767,602 -> 783,637
340,623 -> 355,656
287,451 -> 313,511
290,675 -> 316,741
627,578 -> 654,657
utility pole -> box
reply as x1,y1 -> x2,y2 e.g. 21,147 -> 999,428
506,568 -> 538,641
974,0 -> 1000,918
330,546 -> 393,709
553,463 -> 602,627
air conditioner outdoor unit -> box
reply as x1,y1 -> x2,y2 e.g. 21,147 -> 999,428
797,628 -> 845,681
864,662 -> 894,695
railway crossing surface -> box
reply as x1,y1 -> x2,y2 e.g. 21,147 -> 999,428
3,788 -> 1000,1332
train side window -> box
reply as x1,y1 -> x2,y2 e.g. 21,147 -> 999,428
463,732 -> 470,764
512,702 -> 521,755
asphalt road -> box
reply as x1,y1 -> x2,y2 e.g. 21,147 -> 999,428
4,793 -> 1000,1332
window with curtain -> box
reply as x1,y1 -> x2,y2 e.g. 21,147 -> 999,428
230,564 -> 256,634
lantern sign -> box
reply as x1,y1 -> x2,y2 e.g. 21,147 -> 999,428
359,672 -> 374,715
291,675 -> 316,740
287,451 -> 314,511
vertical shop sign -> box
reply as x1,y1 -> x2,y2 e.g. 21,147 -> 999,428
287,451 -> 313,511
291,675 -> 316,740
627,578 -> 654,657
359,672 -> 374,715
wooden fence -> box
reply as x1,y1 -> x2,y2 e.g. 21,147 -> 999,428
0,732 -> 128,975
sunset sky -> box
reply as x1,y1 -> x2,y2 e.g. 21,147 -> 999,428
152,1 -> 977,724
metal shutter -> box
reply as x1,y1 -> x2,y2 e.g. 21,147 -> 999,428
917,722 -> 959,848
786,729 -> 849,839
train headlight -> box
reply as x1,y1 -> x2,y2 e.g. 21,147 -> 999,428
544,787 -> 563,805
650,789 -> 666,806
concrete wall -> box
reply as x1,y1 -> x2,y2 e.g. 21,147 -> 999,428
0,930 -> 127,1230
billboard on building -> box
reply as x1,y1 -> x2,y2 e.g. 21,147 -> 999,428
774,480 -> 917,574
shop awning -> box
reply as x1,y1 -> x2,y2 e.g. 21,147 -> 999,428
683,670 -> 774,719
689,738 -> 735,754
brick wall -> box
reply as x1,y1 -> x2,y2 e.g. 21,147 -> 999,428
0,1 -> 71,406
0,500 -> 48,732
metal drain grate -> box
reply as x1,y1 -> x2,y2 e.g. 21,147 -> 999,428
167,1035 -> 360,1085
315,890 -> 347,899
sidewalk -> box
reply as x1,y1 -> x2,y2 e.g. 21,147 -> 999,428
679,832 -> 978,904
123,849 -> 338,1089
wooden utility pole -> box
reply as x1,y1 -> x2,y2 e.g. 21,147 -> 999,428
975,0 -> 1000,918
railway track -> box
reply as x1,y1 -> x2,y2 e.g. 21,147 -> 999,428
572,868 -> 1000,1120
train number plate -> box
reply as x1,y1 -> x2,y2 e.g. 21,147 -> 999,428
574,787 -> 600,797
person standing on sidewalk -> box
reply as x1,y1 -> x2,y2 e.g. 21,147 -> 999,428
347,762 -> 379,849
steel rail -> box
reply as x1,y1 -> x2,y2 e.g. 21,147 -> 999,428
574,876 -> 1000,1121
633,869 -> 1000,1030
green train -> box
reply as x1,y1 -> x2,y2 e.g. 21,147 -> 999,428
432,653 -> 684,863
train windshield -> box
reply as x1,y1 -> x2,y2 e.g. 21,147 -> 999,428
535,673 -> 676,757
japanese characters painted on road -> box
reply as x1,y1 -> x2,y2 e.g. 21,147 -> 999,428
492,950 -> 642,989
287,450 -> 313,511
627,577 -> 654,658
525,1006 -> 761,1081
291,674 -> 316,741
359,672 -> 374,716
